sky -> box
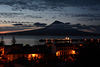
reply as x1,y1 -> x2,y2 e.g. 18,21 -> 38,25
0,0 -> 100,33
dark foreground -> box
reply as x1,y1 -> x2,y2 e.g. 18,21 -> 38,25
0,38 -> 100,67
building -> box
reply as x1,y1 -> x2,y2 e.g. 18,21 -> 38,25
55,43 -> 79,62
7,52 -> 44,62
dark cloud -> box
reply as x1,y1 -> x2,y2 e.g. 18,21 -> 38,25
0,12 -> 42,19
0,0 -> 100,11
0,12 -> 23,18
81,7 -> 100,11
13,24 -> 23,26
71,23 -> 100,33
0,20 -> 34,24
78,17 -> 100,22
44,0 -> 100,6
34,22 -> 47,27
71,14 -> 100,17
0,26 -> 31,31
0,0 -> 100,26
70,14 -> 100,22
23,15 -> 42,19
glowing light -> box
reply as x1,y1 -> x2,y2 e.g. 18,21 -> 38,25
32,54 -> 38,57
72,50 -> 76,54
51,39 -> 53,42
32,54 -> 35,57
98,39 -> 100,42
56,51 -> 60,56
0,47 -> 4,56
70,39 -> 72,41
79,44 -> 82,46
0,29 -> 36,34
91,39 -> 93,42
47,45 -> 50,47
0,57 -> 2,59
65,37 -> 70,40
28,54 -> 32,61
84,39 -> 87,41
91,39 -> 93,40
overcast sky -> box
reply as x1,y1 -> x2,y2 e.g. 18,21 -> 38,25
0,0 -> 100,26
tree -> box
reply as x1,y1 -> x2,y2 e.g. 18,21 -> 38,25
11,36 -> 16,44
0,36 -> 5,45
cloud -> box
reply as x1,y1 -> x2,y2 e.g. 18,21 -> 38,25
0,0 -> 100,11
78,17 -> 100,21
34,22 -> 47,27
23,15 -> 42,19
0,25 -> 44,34
0,12 -> 23,18
44,0 -> 100,6
71,14 -> 100,17
76,24 -> 100,33
0,26 -> 31,31
81,7 -> 100,11
70,13 -> 100,22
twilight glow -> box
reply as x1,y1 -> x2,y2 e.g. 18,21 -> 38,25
0,0 -> 100,33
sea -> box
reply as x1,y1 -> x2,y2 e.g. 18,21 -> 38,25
1,35 -> 100,46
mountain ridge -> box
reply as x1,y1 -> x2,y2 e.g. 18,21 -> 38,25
4,21 -> 100,36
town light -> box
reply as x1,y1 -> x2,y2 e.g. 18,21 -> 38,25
72,50 -> 76,54
98,39 -> 99,42
32,54 -> 38,57
56,51 -> 60,56
84,39 -> 87,41
79,44 -> 82,46
0,57 -> 2,59
65,37 -> 70,40
91,39 -> 93,42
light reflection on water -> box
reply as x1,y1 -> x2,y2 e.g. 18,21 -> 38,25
2,35 -> 100,46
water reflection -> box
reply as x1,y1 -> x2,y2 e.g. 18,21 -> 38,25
2,35 -> 100,46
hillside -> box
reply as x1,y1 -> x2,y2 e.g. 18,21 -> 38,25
4,21 -> 100,36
